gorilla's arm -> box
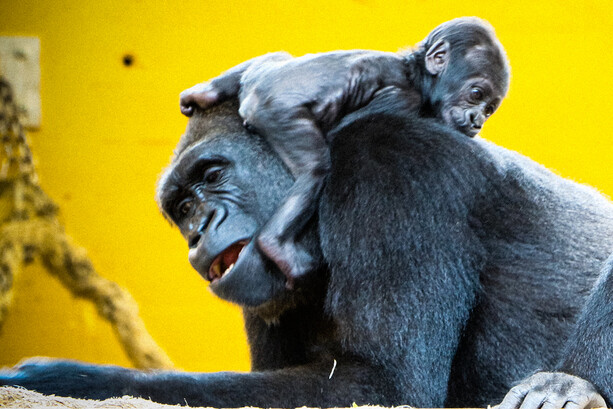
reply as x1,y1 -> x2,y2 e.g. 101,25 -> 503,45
558,254 -> 613,406
0,357 -> 392,407
1,297 -> 393,407
496,255 -> 613,409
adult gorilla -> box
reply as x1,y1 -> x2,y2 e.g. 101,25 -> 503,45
1,94 -> 612,408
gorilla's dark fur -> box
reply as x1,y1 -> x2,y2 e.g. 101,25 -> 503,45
558,254 -> 613,403
1,95 -> 612,408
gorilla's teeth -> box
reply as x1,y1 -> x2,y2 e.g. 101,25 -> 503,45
224,263 -> 235,275
212,263 -> 221,277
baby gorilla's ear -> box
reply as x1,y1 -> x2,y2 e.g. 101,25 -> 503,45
425,39 -> 450,75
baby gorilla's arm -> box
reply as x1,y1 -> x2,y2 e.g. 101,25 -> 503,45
179,50 -> 420,125
179,51 -> 292,116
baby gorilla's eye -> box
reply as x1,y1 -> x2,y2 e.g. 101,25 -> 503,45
484,105 -> 495,117
470,88 -> 484,102
204,168 -> 222,184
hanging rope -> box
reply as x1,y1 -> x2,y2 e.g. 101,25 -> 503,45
0,77 -> 173,370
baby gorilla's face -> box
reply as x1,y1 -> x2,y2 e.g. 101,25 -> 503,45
440,76 -> 503,137
434,42 -> 509,138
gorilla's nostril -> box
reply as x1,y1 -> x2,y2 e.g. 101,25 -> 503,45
243,121 -> 257,134
188,234 -> 201,249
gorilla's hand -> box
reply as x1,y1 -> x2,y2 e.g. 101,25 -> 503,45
0,357 -> 135,399
496,372 -> 606,409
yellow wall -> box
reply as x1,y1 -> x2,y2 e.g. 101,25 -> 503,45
0,1 -> 612,372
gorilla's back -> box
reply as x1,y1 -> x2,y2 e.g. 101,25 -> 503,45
448,139 -> 613,406
325,98 -> 613,406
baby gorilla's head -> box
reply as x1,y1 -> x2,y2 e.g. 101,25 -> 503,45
417,17 -> 510,137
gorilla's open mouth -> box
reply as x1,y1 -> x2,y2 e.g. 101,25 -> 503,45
208,241 -> 248,282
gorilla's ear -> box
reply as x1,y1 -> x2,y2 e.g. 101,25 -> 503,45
425,39 -> 450,75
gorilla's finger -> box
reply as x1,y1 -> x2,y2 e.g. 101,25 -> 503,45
564,394 -> 607,409
180,103 -> 194,117
564,399 -> 585,409
541,397 -> 568,409
497,384 -> 531,409
518,392 -> 546,409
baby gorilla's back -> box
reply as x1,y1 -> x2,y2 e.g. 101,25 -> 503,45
237,49 -> 415,135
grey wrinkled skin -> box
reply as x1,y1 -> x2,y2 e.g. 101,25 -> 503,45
496,372 -> 606,409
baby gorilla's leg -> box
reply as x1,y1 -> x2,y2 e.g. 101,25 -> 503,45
256,175 -> 324,288
249,107 -> 330,287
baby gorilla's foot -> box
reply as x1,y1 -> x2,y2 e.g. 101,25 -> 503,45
256,234 -> 316,289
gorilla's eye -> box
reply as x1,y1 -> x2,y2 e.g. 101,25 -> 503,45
177,198 -> 194,216
470,88 -> 483,102
484,105 -> 495,117
204,168 -> 223,184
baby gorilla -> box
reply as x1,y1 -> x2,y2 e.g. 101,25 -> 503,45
180,17 -> 510,287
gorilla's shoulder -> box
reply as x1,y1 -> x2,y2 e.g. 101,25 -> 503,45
477,138 -> 612,212
327,97 -> 498,190
326,95 -> 613,221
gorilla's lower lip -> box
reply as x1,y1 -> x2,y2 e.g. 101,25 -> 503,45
458,123 -> 480,137
208,241 -> 248,282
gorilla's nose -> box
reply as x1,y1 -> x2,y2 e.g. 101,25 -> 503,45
469,110 -> 484,128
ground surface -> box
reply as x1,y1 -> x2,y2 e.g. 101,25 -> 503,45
0,386 -> 408,409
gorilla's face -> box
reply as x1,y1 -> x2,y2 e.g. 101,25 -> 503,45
431,45 -> 508,138
157,102 -> 296,308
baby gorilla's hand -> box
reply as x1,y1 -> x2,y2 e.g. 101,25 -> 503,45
180,52 -> 292,117
180,81 -> 221,116
495,372 -> 606,409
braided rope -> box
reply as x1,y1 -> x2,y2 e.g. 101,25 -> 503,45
0,77 -> 173,369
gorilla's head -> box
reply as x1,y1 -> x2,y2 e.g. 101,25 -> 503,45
156,101 -> 322,313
